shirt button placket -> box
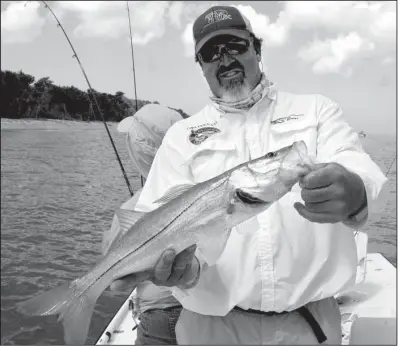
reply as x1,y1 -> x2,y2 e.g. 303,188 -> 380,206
258,217 -> 275,312
246,113 -> 261,159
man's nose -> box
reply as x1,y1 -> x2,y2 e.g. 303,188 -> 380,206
219,51 -> 234,66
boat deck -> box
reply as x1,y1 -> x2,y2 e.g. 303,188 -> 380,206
96,253 -> 396,345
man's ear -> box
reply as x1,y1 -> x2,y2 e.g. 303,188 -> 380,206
257,54 -> 261,62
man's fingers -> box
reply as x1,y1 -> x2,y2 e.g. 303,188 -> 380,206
152,249 -> 176,284
167,245 -> 197,284
300,163 -> 334,189
174,245 -> 197,270
178,255 -> 200,288
301,184 -> 342,203
294,202 -> 341,224
303,200 -> 345,214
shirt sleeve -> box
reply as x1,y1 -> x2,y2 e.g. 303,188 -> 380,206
315,95 -> 388,229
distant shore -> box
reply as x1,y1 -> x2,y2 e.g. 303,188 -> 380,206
1,118 -> 122,134
2,117 -> 395,141
1,117 -> 118,130
1,116 -> 118,124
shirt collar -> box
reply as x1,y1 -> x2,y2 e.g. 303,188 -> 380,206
211,82 -> 278,119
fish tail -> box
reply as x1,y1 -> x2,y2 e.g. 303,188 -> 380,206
16,280 -> 104,344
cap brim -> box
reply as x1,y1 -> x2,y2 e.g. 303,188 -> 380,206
195,29 -> 251,54
117,116 -> 135,133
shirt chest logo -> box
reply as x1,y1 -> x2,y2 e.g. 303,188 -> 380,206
189,127 -> 221,145
271,113 -> 304,125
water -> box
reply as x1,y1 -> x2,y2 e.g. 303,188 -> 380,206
1,119 -> 396,345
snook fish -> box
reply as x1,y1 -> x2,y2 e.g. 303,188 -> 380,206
17,141 -> 314,345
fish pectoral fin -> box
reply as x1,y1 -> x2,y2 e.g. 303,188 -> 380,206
115,209 -> 145,235
154,184 -> 194,205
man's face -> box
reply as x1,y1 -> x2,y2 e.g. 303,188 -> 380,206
197,34 -> 262,102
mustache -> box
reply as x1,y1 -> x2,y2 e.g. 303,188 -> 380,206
217,61 -> 244,78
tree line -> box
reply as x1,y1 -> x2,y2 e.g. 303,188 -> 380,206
0,69 -> 190,122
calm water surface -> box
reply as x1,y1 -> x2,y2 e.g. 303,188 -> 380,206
1,119 -> 396,345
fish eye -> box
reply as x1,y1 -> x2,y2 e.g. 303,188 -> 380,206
265,151 -> 276,158
236,189 -> 264,204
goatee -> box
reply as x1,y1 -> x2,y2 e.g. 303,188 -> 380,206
219,75 -> 252,102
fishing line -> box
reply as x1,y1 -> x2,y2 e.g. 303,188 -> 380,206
125,1 -> 144,188
385,155 -> 396,176
27,1 -> 134,197
126,1 -> 139,113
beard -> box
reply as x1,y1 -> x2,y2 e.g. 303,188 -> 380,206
216,60 -> 252,102
218,74 -> 252,102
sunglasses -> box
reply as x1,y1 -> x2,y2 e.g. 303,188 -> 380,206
198,38 -> 251,63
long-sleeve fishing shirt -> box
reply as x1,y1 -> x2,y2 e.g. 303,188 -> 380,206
134,88 -> 388,316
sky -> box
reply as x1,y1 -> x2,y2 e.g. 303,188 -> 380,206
1,1 -> 396,135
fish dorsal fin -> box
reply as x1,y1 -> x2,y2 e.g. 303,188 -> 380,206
115,208 -> 145,236
154,184 -> 194,205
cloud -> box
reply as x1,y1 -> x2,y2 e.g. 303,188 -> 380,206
381,56 -> 396,66
182,22 -> 194,57
167,1 -> 184,29
281,1 -> 372,32
285,1 -> 396,44
233,5 -> 289,47
298,32 -> 375,75
1,1 -> 171,45
1,1 -> 46,43
280,1 -> 396,75
56,1 -> 169,45
369,6 -> 396,43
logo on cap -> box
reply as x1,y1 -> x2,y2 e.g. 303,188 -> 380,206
204,9 -> 232,27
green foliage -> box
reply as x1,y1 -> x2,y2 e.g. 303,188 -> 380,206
0,70 -> 190,122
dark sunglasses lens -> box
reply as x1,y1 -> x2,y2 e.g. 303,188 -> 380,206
199,39 -> 249,63
199,45 -> 219,63
226,40 -> 249,55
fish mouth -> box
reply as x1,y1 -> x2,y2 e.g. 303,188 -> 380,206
236,189 -> 266,205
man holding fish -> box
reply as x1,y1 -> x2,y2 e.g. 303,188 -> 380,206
119,5 -> 388,345
17,5 -> 387,346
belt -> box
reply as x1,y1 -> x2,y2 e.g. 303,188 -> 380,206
233,306 -> 327,344
144,305 -> 183,313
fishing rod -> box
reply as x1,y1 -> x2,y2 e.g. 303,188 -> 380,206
30,1 -> 134,196
126,1 -> 139,113
125,1 -> 144,188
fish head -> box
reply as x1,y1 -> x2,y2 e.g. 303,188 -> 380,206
226,141 -> 314,221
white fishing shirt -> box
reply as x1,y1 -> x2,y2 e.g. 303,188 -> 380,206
135,88 -> 387,316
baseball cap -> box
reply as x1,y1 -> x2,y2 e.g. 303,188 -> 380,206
193,6 -> 254,54
117,104 -> 182,177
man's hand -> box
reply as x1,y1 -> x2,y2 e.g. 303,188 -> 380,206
110,245 -> 200,292
294,162 -> 367,224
